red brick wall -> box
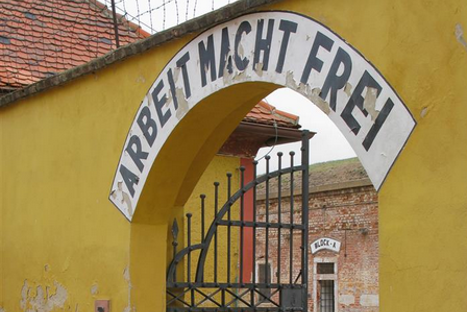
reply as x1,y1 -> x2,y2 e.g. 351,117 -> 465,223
255,184 -> 379,312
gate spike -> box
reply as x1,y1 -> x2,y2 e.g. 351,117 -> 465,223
200,194 -> 206,241
172,218 -> 179,240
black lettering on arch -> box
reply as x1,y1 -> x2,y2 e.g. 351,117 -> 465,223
125,135 -> 148,173
276,19 -> 298,73
137,106 -> 158,147
254,19 -> 275,71
152,80 -> 171,128
301,31 -> 334,84
362,98 -> 394,151
167,68 -> 178,110
119,164 -> 139,197
341,71 -> 382,135
235,21 -> 252,71
219,27 -> 233,78
198,34 -> 217,87
320,47 -> 352,112
176,52 -> 191,98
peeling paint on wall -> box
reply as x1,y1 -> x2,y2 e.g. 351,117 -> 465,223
420,106 -> 429,118
110,181 -> 133,217
123,266 -> 134,312
90,284 -> 99,296
20,280 -> 68,312
363,87 -> 380,121
175,88 -> 189,120
455,24 -> 467,52
308,87 -> 331,115
344,82 -> 353,97
135,75 -> 146,84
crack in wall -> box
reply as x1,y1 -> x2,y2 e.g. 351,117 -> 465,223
123,266 -> 134,312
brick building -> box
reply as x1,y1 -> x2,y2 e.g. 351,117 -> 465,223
256,158 -> 379,312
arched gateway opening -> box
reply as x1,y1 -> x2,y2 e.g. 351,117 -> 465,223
109,11 -> 415,311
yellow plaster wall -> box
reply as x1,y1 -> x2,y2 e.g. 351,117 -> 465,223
0,36 -> 195,310
1,0 -> 467,312
183,155 -> 240,284
0,72 -> 135,311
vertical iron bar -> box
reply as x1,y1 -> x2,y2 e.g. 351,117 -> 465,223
265,155 -> 270,287
172,220 -> 178,282
227,173 -> 232,284
187,213 -> 192,283
252,161 -> 258,285
240,166 -> 245,284
110,0 -> 120,48
277,152 -> 283,285
251,160 -> 258,308
301,131 -> 310,294
200,194 -> 206,241
214,182 -> 219,283
289,151 -> 295,284
222,288 -> 226,308
187,213 -> 195,307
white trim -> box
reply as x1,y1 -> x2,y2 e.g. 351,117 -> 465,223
313,257 -> 338,312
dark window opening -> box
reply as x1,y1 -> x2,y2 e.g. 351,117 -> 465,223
317,263 -> 334,274
258,262 -> 271,299
318,280 -> 335,312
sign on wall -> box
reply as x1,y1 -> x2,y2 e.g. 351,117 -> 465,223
109,11 -> 416,221
311,237 -> 341,254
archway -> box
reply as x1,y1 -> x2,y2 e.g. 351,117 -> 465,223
110,11 -> 415,222
111,11 -> 415,311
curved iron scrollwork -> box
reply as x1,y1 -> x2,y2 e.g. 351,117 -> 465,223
167,131 -> 310,312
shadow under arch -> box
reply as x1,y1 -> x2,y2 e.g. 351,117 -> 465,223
134,82 -> 277,225
116,10 -> 416,311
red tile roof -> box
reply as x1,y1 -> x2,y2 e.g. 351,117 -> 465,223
0,0 -> 149,91
245,100 -> 300,129
0,1 -> 299,128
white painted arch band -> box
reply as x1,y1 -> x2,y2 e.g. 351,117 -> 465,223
109,11 -> 416,221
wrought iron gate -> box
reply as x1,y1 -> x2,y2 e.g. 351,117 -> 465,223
167,131 -> 310,312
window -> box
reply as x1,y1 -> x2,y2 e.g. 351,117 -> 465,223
318,280 -> 335,312
257,262 -> 272,300
313,259 -> 337,312
317,263 -> 334,274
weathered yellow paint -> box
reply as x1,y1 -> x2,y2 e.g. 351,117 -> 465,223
1,0 -> 467,312
182,156 -> 241,305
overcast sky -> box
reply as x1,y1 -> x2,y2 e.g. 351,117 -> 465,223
256,88 -> 356,172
